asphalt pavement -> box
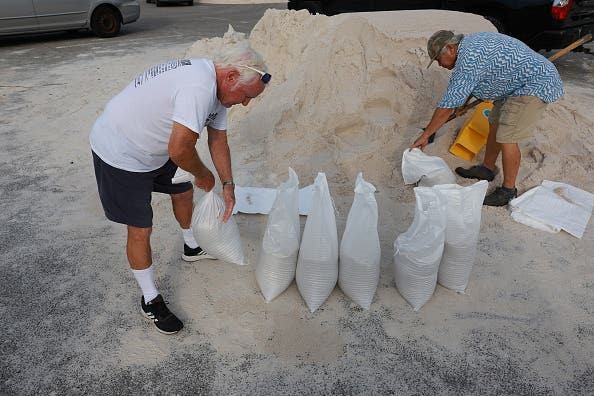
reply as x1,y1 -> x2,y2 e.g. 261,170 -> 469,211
0,2 -> 287,68
1,4 -> 592,395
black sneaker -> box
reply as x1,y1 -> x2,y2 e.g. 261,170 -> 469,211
483,187 -> 517,207
455,165 -> 495,182
141,294 -> 183,334
182,244 -> 215,262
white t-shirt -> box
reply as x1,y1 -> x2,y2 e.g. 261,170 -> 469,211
90,58 -> 227,172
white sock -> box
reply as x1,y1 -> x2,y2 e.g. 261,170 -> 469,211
182,227 -> 198,248
131,266 -> 159,303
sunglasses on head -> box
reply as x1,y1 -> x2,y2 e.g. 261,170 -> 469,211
238,64 -> 271,84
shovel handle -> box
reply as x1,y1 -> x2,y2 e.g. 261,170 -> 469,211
548,33 -> 593,62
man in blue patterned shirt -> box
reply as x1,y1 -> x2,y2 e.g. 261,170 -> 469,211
411,30 -> 564,206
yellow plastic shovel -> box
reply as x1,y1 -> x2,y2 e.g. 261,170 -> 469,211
449,101 -> 493,161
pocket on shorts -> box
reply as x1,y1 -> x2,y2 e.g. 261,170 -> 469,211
499,97 -> 527,128
496,96 -> 546,143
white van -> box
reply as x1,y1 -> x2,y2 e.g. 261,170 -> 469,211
0,0 -> 140,38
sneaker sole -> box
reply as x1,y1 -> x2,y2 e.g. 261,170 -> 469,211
455,167 -> 495,182
181,253 -> 216,262
482,201 -> 510,207
483,198 -> 516,207
140,309 -> 181,335
455,171 -> 494,182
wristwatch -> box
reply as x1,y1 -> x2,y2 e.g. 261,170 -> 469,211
222,180 -> 235,187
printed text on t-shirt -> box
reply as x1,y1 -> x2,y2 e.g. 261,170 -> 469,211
134,59 -> 192,88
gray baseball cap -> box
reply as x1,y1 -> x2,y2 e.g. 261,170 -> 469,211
426,30 -> 464,68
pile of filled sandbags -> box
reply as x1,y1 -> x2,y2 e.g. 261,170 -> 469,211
254,170 -> 381,313
393,180 -> 488,310
187,152 -> 487,313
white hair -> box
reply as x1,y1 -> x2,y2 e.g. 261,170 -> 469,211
213,43 -> 268,85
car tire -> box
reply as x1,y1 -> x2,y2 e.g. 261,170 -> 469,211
156,0 -> 163,6
91,5 -> 121,38
188,0 -> 194,5
484,15 -> 506,34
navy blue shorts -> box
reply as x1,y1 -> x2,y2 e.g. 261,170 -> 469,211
92,151 -> 193,228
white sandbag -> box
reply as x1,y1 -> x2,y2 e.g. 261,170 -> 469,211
402,148 -> 456,187
191,190 -> 245,266
339,173 -> 380,310
435,180 -> 488,293
296,173 -> 338,313
255,168 -> 301,303
393,187 -> 446,311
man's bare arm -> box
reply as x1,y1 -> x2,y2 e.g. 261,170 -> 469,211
410,107 -> 454,151
207,126 -> 235,222
168,121 -> 214,191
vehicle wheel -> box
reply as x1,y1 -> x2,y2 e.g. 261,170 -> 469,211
146,0 -> 155,3
484,15 -> 506,34
302,1 -> 323,14
91,6 -> 121,38
188,0 -> 194,5
156,0 -> 163,6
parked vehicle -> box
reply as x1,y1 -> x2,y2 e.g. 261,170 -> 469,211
0,0 -> 140,38
287,0 -> 594,51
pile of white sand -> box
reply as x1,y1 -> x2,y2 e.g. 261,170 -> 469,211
186,9 -> 593,213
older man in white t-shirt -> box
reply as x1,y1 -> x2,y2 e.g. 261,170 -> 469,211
90,45 -> 270,334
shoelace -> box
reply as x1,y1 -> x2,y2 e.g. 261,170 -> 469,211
148,299 -> 174,320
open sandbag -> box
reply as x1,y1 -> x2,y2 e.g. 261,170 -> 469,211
402,148 -> 456,187
255,168 -> 301,302
296,172 -> 338,313
393,187 -> 447,311
435,180 -> 488,293
339,173 -> 380,310
191,190 -> 246,266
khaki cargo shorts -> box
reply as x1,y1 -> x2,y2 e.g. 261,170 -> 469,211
488,95 -> 547,143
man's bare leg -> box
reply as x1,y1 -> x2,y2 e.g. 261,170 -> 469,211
127,225 -> 160,306
171,188 -> 212,261
171,189 -> 193,229
500,142 -> 521,189
127,225 -> 152,270
482,121 -> 500,171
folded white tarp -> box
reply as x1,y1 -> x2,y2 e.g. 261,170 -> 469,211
233,185 -> 314,216
172,167 -> 313,215
509,180 -> 594,239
